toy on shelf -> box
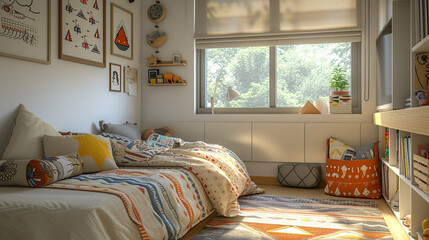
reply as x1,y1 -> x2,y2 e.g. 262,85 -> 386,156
173,76 -> 181,83
147,54 -> 157,65
423,218 -> 429,240
164,73 -> 173,83
157,74 -> 164,84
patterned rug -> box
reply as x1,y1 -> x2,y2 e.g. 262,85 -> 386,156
192,195 -> 393,240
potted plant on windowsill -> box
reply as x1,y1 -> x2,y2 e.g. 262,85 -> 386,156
329,66 -> 349,96
329,66 -> 351,114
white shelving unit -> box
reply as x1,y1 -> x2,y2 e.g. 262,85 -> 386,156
375,0 -> 429,238
376,110 -> 429,239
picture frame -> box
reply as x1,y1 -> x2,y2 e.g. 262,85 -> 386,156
148,69 -> 159,83
124,66 -> 138,96
110,63 -> 122,92
111,3 -> 133,60
59,0 -> 106,68
173,54 -> 181,64
0,0 -> 51,64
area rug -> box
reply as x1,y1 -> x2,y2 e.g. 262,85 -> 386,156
192,195 -> 393,240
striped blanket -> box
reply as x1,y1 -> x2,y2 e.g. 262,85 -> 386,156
48,168 -> 213,240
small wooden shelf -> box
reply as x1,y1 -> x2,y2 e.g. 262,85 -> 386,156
147,60 -> 187,67
146,82 -> 186,86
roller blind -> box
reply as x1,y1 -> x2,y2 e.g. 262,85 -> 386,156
195,0 -> 362,49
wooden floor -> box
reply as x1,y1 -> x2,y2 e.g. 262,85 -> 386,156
260,184 -> 410,240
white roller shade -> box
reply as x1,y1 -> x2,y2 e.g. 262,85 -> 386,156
195,0 -> 362,48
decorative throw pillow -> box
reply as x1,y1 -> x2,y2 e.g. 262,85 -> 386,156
101,132 -> 134,142
2,104 -> 61,160
99,120 -> 141,140
43,134 -> 118,173
328,137 -> 355,160
146,133 -> 184,148
353,142 -> 378,160
0,153 -> 83,187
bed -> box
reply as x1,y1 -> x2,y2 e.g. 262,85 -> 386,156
0,136 -> 260,240
0,106 -> 260,239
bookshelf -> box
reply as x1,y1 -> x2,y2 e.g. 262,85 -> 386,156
375,108 -> 429,239
375,0 -> 429,236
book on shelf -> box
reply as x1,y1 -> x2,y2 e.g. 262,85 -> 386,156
396,130 -> 400,166
400,136 -> 412,179
418,145 -> 429,159
382,163 -> 389,200
384,128 -> 390,159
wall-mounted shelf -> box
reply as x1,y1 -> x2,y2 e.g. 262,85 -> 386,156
147,60 -> 187,67
146,82 -> 186,86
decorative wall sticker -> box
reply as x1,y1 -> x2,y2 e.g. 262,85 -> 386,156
59,0 -> 106,68
111,3 -> 133,60
0,0 -> 50,64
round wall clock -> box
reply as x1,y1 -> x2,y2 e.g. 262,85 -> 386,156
147,3 -> 166,23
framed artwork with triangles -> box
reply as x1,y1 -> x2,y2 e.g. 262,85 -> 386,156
110,3 -> 133,60
59,0 -> 106,68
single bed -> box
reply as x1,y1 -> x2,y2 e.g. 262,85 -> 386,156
0,167 -> 214,240
0,106 -> 260,239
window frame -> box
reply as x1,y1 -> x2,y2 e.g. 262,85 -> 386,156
197,43 -> 361,114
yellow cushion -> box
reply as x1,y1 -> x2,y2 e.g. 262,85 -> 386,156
43,134 -> 118,173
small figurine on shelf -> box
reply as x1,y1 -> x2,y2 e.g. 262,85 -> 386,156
157,74 -> 164,84
423,218 -> 429,240
173,76 -> 181,83
164,73 -> 173,83
147,54 -> 157,65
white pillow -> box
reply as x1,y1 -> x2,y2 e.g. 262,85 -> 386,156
2,104 -> 61,160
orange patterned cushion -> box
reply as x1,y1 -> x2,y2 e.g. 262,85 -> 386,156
325,139 -> 381,199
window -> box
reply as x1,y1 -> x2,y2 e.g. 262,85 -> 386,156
195,0 -> 364,114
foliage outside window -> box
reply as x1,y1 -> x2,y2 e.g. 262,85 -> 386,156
201,42 -> 352,110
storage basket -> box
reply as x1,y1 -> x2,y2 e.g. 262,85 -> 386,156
413,154 -> 429,194
277,163 -> 321,188
325,139 -> 381,199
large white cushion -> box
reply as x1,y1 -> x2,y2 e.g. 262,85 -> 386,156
2,104 -> 61,160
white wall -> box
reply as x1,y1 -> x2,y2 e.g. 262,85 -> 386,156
0,0 -> 142,155
140,0 -> 379,177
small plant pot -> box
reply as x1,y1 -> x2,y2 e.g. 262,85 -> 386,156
330,91 -> 349,96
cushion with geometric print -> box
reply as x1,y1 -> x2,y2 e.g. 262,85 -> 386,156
0,153 -> 83,187
325,139 -> 381,199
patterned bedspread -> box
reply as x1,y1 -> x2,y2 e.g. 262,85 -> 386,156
47,168 -> 213,240
110,135 -> 261,217
47,134 -> 261,240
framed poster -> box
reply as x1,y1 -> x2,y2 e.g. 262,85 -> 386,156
111,3 -> 133,60
109,63 -> 121,92
124,66 -> 138,96
0,0 -> 51,64
59,0 -> 106,68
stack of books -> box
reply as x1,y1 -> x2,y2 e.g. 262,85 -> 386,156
329,95 -> 352,114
